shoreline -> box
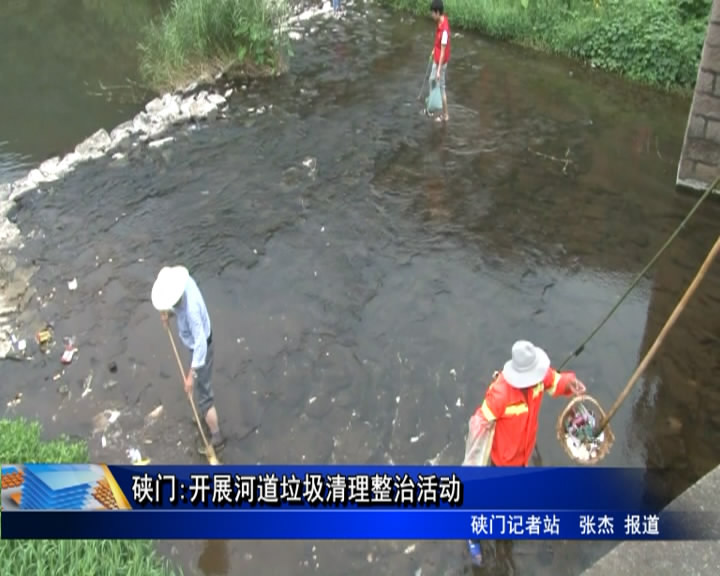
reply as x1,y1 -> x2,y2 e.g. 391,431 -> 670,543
0,0 -> 346,360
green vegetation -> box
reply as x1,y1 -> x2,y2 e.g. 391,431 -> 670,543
383,0 -> 712,91
0,418 -> 180,576
138,0 -> 291,92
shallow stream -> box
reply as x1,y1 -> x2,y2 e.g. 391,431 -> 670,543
1,2 -> 719,575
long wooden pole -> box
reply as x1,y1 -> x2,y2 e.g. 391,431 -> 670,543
166,327 -> 220,465
595,235 -> 720,437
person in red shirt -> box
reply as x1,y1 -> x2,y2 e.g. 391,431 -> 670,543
465,340 -> 587,565
429,0 -> 450,122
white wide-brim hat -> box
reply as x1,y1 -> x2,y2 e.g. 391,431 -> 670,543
151,266 -> 189,311
502,340 -> 551,389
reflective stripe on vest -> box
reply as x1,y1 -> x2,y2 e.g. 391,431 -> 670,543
547,371 -> 562,396
496,381 -> 546,418
481,372 -> 558,421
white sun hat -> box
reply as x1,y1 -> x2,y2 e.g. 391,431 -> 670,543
502,340 -> 551,389
151,266 -> 189,311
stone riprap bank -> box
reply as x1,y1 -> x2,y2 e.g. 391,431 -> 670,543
0,87 -> 232,359
0,0 -> 342,360
677,0 -> 720,192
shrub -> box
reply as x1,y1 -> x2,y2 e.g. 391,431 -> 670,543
138,0 -> 290,92
0,418 -> 180,576
381,0 -> 709,91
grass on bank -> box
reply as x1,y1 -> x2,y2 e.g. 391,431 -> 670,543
383,0 -> 711,92
0,418 -> 180,576
139,0 -> 291,92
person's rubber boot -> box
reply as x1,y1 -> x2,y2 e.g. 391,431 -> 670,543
198,432 -> 225,455
467,540 -> 483,566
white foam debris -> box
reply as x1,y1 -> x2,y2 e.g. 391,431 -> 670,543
410,432 -> 424,444
148,136 -> 175,149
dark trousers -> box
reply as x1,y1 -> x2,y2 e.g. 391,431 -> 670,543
191,333 -> 214,417
470,459 -> 517,566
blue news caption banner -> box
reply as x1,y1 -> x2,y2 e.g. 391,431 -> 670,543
2,510 -> 717,539
107,466 -> 664,510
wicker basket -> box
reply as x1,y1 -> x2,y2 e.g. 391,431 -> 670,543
556,395 -> 614,465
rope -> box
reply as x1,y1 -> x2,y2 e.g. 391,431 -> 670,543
557,175 -> 720,371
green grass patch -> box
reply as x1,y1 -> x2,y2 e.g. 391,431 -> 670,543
0,418 -> 180,576
383,0 -> 711,91
138,0 -> 291,92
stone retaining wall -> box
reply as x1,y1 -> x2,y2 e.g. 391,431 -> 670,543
677,0 -> 720,192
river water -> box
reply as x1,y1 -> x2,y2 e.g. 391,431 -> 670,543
2,1 -> 720,575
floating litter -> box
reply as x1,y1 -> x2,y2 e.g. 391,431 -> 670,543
557,395 -> 614,465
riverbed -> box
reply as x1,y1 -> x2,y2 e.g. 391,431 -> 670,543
2,1 -> 720,575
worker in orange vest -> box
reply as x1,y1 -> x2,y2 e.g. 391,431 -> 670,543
466,340 -> 587,566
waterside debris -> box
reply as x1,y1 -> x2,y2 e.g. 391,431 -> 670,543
563,402 -> 604,461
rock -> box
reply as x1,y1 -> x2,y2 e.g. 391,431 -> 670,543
133,112 -> 152,134
56,152 -> 81,174
145,97 -> 165,115
206,94 -> 226,107
145,120 -> 168,139
9,178 -> 36,201
26,169 -> 46,186
147,94 -> 183,125
183,82 -> 198,94
38,157 -> 61,180
188,98 -> 217,120
110,121 -> 135,147
75,128 -> 111,159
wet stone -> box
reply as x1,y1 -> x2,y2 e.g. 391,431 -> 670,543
304,393 -> 333,419
266,360 -> 310,410
265,420 -> 333,463
312,343 -> 358,396
333,388 -> 355,408
75,128 -> 111,158
332,421 -> 382,464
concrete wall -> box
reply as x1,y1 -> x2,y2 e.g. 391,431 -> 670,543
579,463 -> 720,576
677,0 -> 720,192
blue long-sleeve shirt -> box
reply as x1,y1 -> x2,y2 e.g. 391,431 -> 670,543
173,275 -> 211,369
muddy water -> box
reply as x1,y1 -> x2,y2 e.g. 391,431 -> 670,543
3,3 -> 720,576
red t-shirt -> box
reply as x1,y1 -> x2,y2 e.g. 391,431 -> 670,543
433,15 -> 451,65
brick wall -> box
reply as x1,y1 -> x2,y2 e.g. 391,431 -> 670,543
677,0 -> 720,192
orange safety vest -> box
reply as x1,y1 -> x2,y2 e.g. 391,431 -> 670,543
474,367 -> 576,467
